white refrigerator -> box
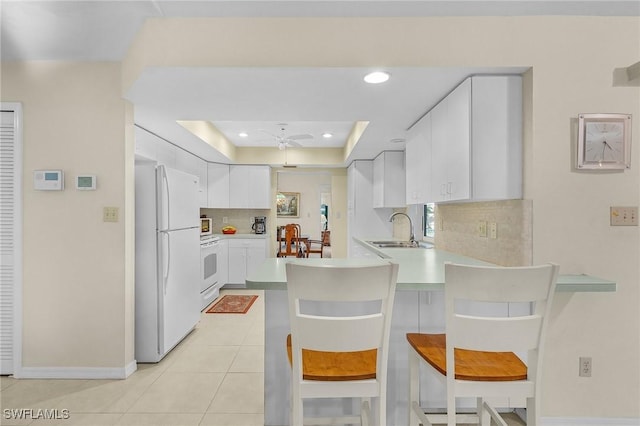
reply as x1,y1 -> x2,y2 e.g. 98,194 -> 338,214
135,160 -> 200,362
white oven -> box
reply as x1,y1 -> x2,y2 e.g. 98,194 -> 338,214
200,236 -> 221,310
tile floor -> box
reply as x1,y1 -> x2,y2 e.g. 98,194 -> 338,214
1,288 -> 526,426
0,289 -> 265,426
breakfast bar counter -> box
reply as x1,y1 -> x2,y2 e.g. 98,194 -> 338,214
246,239 -> 615,426
247,238 -> 616,292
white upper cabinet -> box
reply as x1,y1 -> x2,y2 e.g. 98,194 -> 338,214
405,113 -> 432,205
373,151 -> 406,208
229,165 -> 271,209
176,149 -> 208,206
408,75 -> 522,204
347,161 -> 393,257
207,162 -> 230,208
470,76 -> 522,201
431,78 -> 471,202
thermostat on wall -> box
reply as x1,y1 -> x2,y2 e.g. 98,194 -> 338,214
76,175 -> 97,190
33,170 -> 64,191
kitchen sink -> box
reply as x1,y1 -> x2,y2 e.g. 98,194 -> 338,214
367,240 -> 432,249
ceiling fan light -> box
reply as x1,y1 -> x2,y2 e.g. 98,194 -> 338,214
278,142 -> 286,150
364,71 -> 390,84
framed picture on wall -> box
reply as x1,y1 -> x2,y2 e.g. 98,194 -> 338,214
277,192 -> 300,217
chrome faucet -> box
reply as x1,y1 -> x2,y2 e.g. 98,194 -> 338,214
388,212 -> 417,246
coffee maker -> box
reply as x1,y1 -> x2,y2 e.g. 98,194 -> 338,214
252,216 -> 267,234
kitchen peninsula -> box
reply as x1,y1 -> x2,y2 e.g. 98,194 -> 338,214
246,239 -> 616,426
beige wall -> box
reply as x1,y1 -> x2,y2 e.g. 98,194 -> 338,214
275,168 -> 348,258
2,14 -> 638,419
1,62 -> 135,371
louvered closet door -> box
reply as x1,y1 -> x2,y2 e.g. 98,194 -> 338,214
0,108 -> 19,374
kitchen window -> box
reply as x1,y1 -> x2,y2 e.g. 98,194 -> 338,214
423,203 -> 435,239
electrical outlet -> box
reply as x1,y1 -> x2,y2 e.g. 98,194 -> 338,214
223,216 -> 228,224
490,222 -> 497,239
579,357 -> 592,377
610,206 -> 638,226
103,206 -> 119,223
478,221 -> 487,237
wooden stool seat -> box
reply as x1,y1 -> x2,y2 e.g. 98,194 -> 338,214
407,333 -> 527,382
286,334 -> 377,381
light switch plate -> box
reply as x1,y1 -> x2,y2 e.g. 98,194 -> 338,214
610,206 -> 638,226
103,206 -> 119,223
478,221 -> 487,237
490,222 -> 497,239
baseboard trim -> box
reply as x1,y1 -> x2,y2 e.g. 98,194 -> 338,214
541,418 -> 640,426
515,409 -> 639,426
16,361 -> 137,380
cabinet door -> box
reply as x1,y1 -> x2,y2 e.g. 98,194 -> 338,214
246,245 -> 266,279
430,100 -> 448,202
176,151 -> 208,207
227,246 -> 246,284
134,127 -> 157,160
229,165 -> 249,208
373,151 -> 405,208
405,114 -> 432,205
155,140 -> 177,168
372,154 -> 384,208
430,79 -> 471,202
247,166 -> 271,209
229,165 -> 271,209
445,78 -> 471,201
208,163 -> 230,208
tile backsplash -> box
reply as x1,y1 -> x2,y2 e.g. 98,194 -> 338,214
435,199 -> 532,266
200,208 -> 271,234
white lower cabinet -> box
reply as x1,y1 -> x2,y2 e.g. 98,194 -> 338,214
227,239 -> 267,285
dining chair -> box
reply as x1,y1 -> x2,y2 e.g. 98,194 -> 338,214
305,230 -> 326,257
278,223 -> 305,258
285,260 -> 399,426
407,262 -> 559,426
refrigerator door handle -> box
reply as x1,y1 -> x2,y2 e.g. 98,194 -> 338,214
162,232 -> 171,295
162,165 -> 171,228
157,164 -> 171,231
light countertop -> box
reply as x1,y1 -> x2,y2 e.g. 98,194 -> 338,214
212,233 -> 269,239
245,237 -> 616,292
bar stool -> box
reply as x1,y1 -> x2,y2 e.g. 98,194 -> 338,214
285,260 -> 399,426
407,262 -> 559,426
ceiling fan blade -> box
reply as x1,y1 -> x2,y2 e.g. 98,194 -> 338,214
285,140 -> 303,148
259,129 -> 279,138
287,133 -> 314,141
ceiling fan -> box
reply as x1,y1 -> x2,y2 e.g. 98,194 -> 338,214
261,126 -> 313,150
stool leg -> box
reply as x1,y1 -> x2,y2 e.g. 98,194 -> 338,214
408,348 -> 420,426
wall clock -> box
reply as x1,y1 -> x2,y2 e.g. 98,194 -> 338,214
577,113 -> 632,170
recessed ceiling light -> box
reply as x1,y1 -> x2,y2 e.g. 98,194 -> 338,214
322,132 -> 333,138
364,71 -> 390,84
238,132 -> 248,137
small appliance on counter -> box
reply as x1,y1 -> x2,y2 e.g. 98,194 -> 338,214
252,216 -> 267,234
200,217 -> 212,236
